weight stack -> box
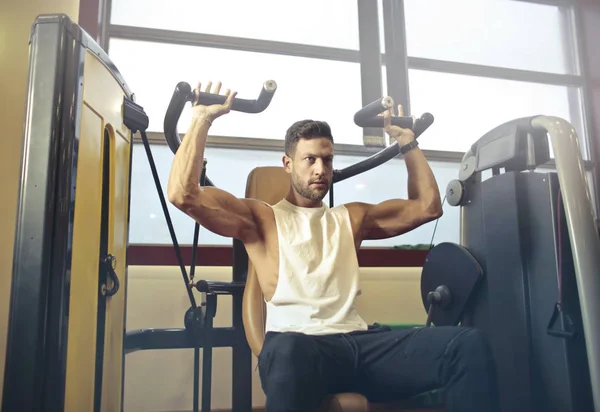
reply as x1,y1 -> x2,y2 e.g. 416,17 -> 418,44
460,170 -> 593,412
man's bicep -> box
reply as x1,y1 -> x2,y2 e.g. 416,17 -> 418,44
359,199 -> 436,240
180,187 -> 259,241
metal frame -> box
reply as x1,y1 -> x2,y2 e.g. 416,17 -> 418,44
570,2 -> 600,213
382,0 -> 411,114
98,0 -> 112,50
510,0 -> 575,6
140,131 -> 465,161
530,116 -> 600,411
108,24 -> 360,62
357,0 -> 385,145
407,57 -> 582,87
3,19 -> 71,412
2,14 -> 134,411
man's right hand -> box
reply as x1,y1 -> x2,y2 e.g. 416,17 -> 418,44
168,79 -> 261,244
192,80 -> 238,122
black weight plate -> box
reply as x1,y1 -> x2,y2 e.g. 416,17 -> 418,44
421,242 -> 483,326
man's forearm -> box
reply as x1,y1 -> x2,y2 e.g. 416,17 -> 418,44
404,147 -> 441,207
167,116 -> 212,202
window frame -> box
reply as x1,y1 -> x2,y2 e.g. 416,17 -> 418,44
127,244 -> 431,267
99,0 -> 589,154
88,0 -> 599,262
141,131 -> 592,170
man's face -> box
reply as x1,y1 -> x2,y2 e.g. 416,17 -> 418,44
284,137 -> 334,202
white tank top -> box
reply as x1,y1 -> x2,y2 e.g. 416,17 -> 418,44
265,198 -> 368,335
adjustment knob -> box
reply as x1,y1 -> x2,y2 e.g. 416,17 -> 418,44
446,179 -> 465,207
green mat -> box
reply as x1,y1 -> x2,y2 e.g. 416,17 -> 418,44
392,244 -> 432,250
380,322 -> 425,330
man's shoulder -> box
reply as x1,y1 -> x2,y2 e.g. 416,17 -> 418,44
238,198 -> 277,247
241,197 -> 278,207
340,201 -> 372,215
241,198 -> 275,214
337,202 -> 374,235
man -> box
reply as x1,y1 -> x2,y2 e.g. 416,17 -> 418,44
167,82 -> 499,412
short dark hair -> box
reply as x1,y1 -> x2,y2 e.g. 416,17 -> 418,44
284,120 -> 334,156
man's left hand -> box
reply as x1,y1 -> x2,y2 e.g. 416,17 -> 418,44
383,104 -> 415,146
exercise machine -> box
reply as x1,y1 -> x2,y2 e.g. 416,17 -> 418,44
440,116 -> 600,412
3,14 -> 134,412
133,87 -> 436,412
10,12 -> 597,412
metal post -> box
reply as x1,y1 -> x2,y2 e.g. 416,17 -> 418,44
357,0 -> 384,146
532,116 -> 600,412
382,0 -> 410,116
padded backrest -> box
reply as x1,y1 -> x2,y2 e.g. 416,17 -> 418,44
242,166 -> 290,357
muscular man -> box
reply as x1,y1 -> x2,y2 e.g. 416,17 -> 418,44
167,82 -> 499,412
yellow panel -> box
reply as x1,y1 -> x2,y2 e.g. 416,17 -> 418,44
101,120 -> 131,412
64,49 -> 131,412
64,100 -> 103,412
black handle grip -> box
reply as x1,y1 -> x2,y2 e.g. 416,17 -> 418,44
354,96 -> 395,125
546,303 -> 576,339
198,80 -> 277,113
413,112 -> 435,136
163,80 -> 278,154
333,112 -> 435,183
354,96 -> 427,129
164,81 -> 193,154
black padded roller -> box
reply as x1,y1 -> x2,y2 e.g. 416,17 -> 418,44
333,112 -> 435,183
163,80 -> 277,154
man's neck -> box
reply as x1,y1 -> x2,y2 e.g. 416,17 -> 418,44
285,190 -> 323,209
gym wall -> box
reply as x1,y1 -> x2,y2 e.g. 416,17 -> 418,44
0,0 -> 80,405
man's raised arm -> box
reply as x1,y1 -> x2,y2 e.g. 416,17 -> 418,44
348,106 -> 443,242
167,81 -> 258,242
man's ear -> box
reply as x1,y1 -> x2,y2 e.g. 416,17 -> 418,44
282,155 -> 292,173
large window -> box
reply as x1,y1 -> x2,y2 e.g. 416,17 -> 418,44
404,0 -> 577,75
408,70 -> 584,154
129,144 -> 461,247
103,0 -> 593,248
108,39 -> 363,144
110,0 -> 360,50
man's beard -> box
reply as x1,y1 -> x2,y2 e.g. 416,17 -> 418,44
291,172 -> 328,202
